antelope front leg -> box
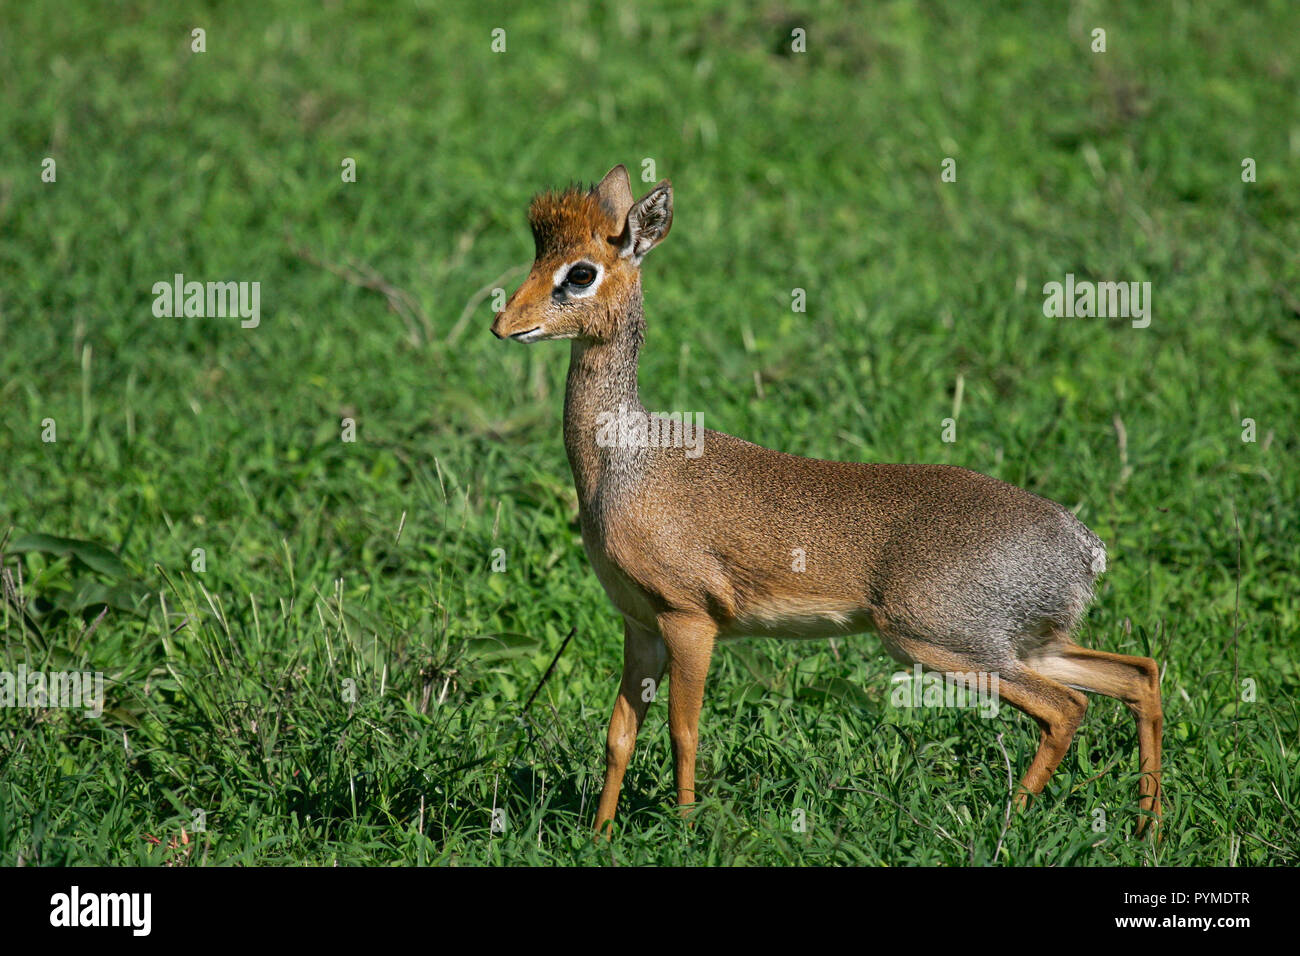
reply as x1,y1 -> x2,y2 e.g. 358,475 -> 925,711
660,612 -> 718,819
594,619 -> 666,838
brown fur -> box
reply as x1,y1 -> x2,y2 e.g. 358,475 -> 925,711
528,188 -> 621,258
491,165 -> 1163,839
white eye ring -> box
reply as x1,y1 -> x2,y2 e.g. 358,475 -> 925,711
553,260 -> 603,298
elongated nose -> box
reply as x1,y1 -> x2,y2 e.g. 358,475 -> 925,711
490,302 -> 515,338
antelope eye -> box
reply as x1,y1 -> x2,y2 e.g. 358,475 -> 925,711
566,264 -> 597,287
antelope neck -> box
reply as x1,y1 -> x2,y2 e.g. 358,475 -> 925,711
562,288 -> 649,508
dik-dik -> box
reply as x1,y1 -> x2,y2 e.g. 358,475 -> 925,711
491,165 -> 1162,837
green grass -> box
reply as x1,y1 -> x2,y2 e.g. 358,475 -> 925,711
1,0 -> 1297,866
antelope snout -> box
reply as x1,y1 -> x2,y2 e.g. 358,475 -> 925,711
490,308 -> 523,340
490,311 -> 508,339
491,301 -> 546,343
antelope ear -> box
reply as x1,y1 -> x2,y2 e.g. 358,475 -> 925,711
591,165 -> 634,222
620,180 -> 672,263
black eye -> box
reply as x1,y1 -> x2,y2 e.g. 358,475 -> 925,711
566,264 -> 596,287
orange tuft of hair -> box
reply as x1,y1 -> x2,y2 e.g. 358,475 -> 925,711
527,186 -> 620,257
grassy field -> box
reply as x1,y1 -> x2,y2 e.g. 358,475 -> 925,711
1,0 -> 1297,866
